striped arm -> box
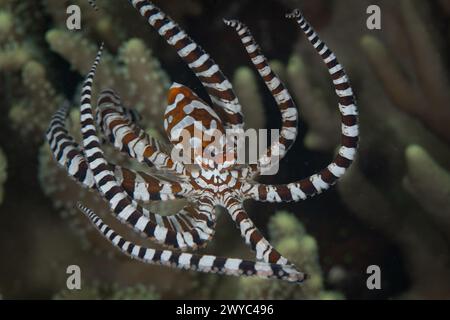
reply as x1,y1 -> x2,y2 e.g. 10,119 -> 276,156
128,0 -> 244,130
161,203 -> 216,246
46,104 -> 213,249
242,9 -> 358,202
138,197 -> 217,250
140,202 -> 216,250
137,194 -> 217,249
46,101 -> 96,189
224,196 -> 290,265
79,46 -> 210,250
78,203 -> 306,283
96,89 -> 187,176
46,103 -> 190,202
114,166 -> 191,202
95,89 -> 142,136
224,19 -> 298,174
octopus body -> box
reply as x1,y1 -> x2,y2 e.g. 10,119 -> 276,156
46,1 -> 359,283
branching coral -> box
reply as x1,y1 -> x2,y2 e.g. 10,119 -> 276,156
0,1 -> 53,141
0,0 -> 39,72
234,52 -> 341,152
43,0 -> 205,65
46,29 -> 118,89
345,0 -> 450,298
118,38 -> 170,121
0,9 -> 31,71
403,145 -> 450,239
44,0 -> 125,49
8,61 -> 63,141
46,30 -> 169,132
360,0 -> 450,144
338,160 -> 450,299
319,0 -> 450,299
285,53 -> 340,151
232,66 -> 265,131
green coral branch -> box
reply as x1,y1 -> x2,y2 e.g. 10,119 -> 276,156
46,29 -> 118,89
338,161 -> 450,298
44,0 -> 124,49
118,38 -> 170,118
0,10 -> 31,71
8,60 -> 63,140
286,53 -> 339,152
232,66 -> 265,131
0,2 -> 44,72
46,29 -> 169,132
404,145 -> 450,235
360,1 -> 450,143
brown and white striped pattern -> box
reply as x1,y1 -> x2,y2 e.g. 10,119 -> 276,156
224,19 -> 299,174
129,0 -> 244,130
47,3 -> 358,284
46,102 -> 190,202
164,83 -> 238,170
79,203 -> 305,283
242,9 -> 359,202
46,101 -> 96,189
79,45 -> 212,250
46,104 -> 213,248
95,89 -> 142,140
96,89 -> 187,176
223,196 -> 290,265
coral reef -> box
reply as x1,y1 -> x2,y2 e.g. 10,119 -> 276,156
1,0 -> 170,142
403,145 -> 450,238
45,30 -> 169,131
0,1 -> 43,72
9,61 -> 63,141
232,66 -> 266,131
285,53 -> 340,151
44,0 -> 125,49
43,0 -> 205,67
349,0 -> 449,298
361,0 -> 450,144
234,46 -> 341,153
0,1 -> 52,141
346,0 -> 450,299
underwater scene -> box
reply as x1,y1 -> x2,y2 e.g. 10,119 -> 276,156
0,0 -> 449,301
